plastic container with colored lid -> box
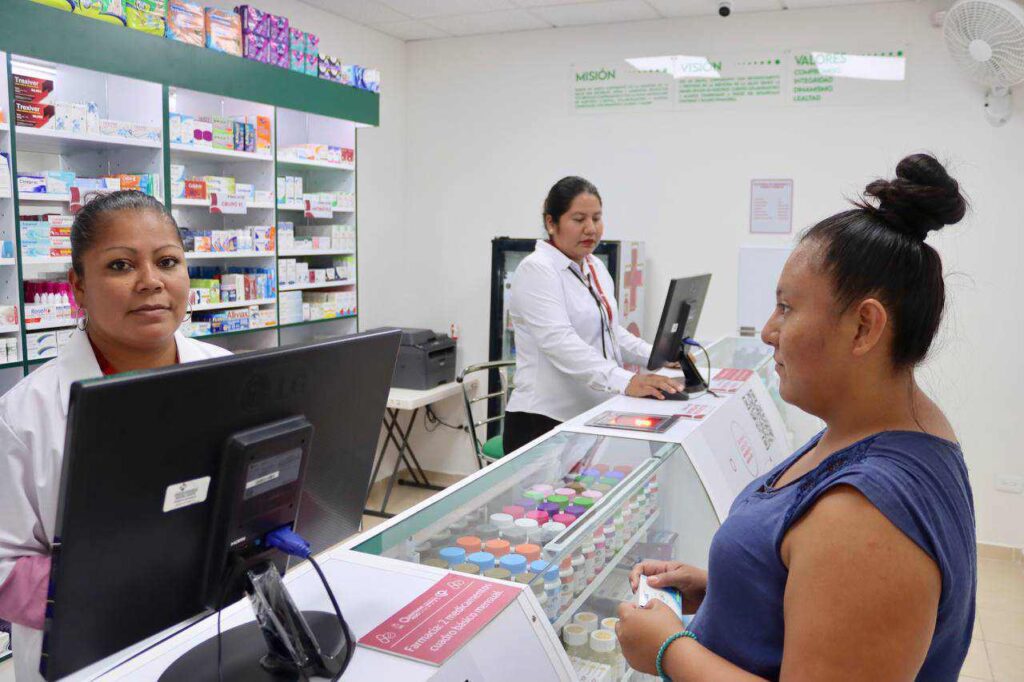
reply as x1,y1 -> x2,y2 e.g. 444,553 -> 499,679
530,483 -> 555,495
601,617 -> 619,632
502,505 -> 526,520
516,543 -> 541,561
422,558 -> 447,569
530,559 -> 559,580
574,611 -> 600,632
554,487 -> 576,499
565,504 -> 587,517
546,494 -> 570,510
484,568 -> 512,581
483,538 -> 511,558
523,490 -> 547,502
582,490 -> 604,500
490,512 -> 515,529
452,562 -> 480,574
467,551 -> 496,571
538,501 -> 561,517
590,629 -> 616,652
439,546 -> 467,566
552,513 -> 576,526
566,482 -> 587,494
512,498 -> 538,511
574,496 -> 595,509
606,470 -> 627,481
563,623 -> 588,647
500,553 -> 528,575
525,509 -> 549,525
456,536 -> 482,554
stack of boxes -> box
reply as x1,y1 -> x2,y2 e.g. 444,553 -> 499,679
170,165 -> 274,205
25,329 -> 76,362
19,214 -> 72,259
188,265 -> 276,305
180,225 -> 275,254
278,222 -> 355,253
279,290 -> 357,324
278,255 -> 354,287
17,171 -> 154,198
0,335 -> 20,364
277,144 -> 354,167
165,0 -> 203,45
205,7 -> 242,56
125,0 -> 167,35
13,73 -> 161,141
275,177 -> 353,211
186,305 -> 276,337
169,112 -> 271,155
287,27 -> 319,76
237,5 -> 307,71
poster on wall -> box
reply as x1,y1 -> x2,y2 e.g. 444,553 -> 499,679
571,47 -> 907,114
749,179 -> 793,234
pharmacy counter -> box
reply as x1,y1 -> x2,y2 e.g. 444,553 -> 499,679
83,336 -> 800,681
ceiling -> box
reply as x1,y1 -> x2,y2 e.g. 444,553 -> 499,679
300,0 -> 905,41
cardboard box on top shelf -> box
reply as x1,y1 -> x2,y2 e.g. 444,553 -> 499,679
166,0 -> 203,46
125,0 -> 166,36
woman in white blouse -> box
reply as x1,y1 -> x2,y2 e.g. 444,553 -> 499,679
504,177 -> 682,453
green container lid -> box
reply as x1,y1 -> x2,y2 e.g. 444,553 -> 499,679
484,568 -> 513,581
452,562 -> 481,575
523,490 -> 546,502
577,476 -> 596,487
546,494 -> 570,509
574,496 -> 595,509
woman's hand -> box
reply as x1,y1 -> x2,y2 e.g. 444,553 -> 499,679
630,560 -> 708,614
626,373 -> 684,399
616,600 -> 685,675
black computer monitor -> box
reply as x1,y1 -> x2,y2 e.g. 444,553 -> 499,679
647,274 -> 712,393
42,328 -> 401,681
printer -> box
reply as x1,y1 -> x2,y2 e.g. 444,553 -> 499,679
392,328 -> 457,390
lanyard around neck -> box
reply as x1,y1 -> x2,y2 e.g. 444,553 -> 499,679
568,258 -> 618,362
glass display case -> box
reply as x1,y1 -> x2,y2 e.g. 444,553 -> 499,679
352,431 -> 721,681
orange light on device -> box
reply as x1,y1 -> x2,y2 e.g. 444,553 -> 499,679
586,411 -> 681,434
635,418 -> 654,428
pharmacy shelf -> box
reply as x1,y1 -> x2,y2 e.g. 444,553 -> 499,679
0,324 -> 20,334
191,297 -> 276,312
173,197 -> 276,210
25,319 -> 76,332
15,127 -> 162,154
277,158 -> 355,172
0,360 -> 24,370
186,324 -> 278,341
186,251 -> 275,260
278,314 -> 357,329
18,192 -> 71,203
551,510 -> 662,632
0,258 -> 16,267
279,248 -> 355,258
22,256 -> 71,266
169,143 -> 273,163
280,279 -> 355,292
277,203 -> 354,214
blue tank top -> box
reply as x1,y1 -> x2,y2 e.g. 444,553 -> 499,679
688,430 -> 976,680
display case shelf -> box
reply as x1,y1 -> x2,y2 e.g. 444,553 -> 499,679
185,325 -> 278,341
186,251 -> 274,260
0,323 -> 20,334
551,510 -> 661,631
278,248 -> 355,258
22,256 -> 71,266
15,127 -> 162,154
0,360 -> 23,370
277,203 -> 354,214
276,158 -> 354,171
18,192 -> 71,203
280,279 -> 355,291
25,319 -> 75,331
191,297 -> 276,312
0,258 -> 15,266
169,143 -> 272,163
277,314 -> 357,329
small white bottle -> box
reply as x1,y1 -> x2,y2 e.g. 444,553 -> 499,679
581,540 -> 596,585
571,550 -> 586,597
592,529 -> 606,571
573,611 -> 599,633
563,623 -> 590,661
589,630 -> 618,677
559,557 -> 575,612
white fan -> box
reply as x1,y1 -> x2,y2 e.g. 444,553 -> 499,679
943,0 -> 1024,125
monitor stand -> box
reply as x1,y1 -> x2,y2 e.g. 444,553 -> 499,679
677,348 -> 708,396
160,562 -> 349,682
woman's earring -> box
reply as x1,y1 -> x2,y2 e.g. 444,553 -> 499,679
76,310 -> 88,331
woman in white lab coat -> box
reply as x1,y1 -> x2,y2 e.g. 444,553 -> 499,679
503,177 -> 683,454
0,191 -> 231,681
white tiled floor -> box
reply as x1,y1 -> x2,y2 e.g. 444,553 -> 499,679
2,474 -> 1022,681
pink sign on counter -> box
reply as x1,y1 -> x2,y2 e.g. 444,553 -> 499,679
358,572 -> 522,665
711,368 -> 755,394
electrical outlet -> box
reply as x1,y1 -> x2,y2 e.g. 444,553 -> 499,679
995,474 -> 1024,494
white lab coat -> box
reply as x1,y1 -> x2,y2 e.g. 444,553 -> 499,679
506,240 -> 653,422
0,330 -> 231,681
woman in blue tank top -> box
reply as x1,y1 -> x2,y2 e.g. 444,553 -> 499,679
615,154 -> 977,681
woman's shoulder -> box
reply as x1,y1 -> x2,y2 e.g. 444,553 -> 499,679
0,361 -> 62,432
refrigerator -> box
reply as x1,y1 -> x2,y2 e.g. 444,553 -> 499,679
487,238 -> 647,435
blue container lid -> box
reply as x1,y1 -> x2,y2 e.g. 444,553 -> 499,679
607,470 -> 627,480
500,553 -> 528,575
581,468 -> 602,478
439,547 -> 466,566
467,551 -> 496,571
530,559 -> 560,581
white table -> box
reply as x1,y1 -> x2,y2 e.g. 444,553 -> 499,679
364,379 -> 478,518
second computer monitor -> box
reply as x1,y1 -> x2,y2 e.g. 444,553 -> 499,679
647,274 -> 712,373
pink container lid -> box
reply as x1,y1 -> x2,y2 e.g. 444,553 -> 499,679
530,484 -> 555,495
525,510 -> 550,524
552,513 -> 576,526
503,505 -> 526,520
613,465 -> 634,474
582,490 -> 603,500
554,487 -> 576,499
593,464 -> 610,474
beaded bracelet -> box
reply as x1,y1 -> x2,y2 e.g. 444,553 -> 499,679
656,629 -> 697,681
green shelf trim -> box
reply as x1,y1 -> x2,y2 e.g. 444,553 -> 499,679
277,314 -> 357,329
0,2 -> 379,126
0,360 -> 25,370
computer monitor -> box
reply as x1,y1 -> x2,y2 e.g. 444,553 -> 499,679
647,274 -> 712,393
41,328 -> 401,681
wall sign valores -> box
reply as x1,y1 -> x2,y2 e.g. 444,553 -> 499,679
0,1 -> 379,126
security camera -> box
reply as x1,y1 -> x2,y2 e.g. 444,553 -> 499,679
718,1 -> 732,16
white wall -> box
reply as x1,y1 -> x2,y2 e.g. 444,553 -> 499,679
399,1 -> 1024,548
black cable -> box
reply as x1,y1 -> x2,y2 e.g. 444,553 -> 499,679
216,606 -> 224,682
424,405 -> 464,433
693,341 -> 720,398
307,555 -> 355,680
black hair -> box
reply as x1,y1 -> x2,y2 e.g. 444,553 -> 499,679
542,176 -> 602,233
802,153 -> 968,368
70,190 -> 181,277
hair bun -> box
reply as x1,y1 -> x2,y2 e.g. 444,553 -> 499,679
862,154 -> 967,241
